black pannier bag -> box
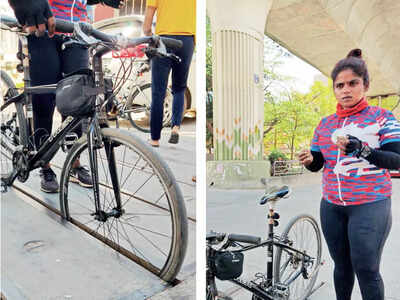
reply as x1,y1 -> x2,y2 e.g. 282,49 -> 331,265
56,70 -> 103,117
213,251 -> 244,280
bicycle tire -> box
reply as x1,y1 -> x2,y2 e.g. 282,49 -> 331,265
59,127 -> 188,282
125,83 -> 174,133
273,214 -> 322,300
0,71 -> 28,174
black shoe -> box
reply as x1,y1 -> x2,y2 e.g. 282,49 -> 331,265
168,132 -> 179,144
70,166 -> 93,188
40,167 -> 59,193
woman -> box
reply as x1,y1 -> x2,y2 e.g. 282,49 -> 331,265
143,0 -> 195,147
299,49 -> 400,300
8,0 -> 123,193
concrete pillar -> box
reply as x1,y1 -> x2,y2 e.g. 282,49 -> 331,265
207,0 -> 273,188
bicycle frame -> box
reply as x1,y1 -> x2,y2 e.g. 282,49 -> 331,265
0,31 -> 124,221
207,206 -> 317,300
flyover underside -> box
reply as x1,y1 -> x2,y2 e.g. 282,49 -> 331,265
265,0 -> 400,97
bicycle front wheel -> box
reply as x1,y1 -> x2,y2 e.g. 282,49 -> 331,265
273,215 -> 322,300
126,83 -> 173,133
59,128 -> 188,282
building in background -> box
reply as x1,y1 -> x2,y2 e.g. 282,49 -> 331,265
0,3 -> 20,80
93,0 -> 147,22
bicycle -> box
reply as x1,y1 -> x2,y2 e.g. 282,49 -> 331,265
207,184 -> 325,299
0,15 -> 188,283
104,52 -> 174,133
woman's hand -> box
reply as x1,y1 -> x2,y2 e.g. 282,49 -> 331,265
337,135 -> 363,156
298,149 -> 313,166
336,136 -> 349,152
8,0 -> 55,37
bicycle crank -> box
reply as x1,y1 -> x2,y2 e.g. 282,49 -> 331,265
12,147 -> 30,182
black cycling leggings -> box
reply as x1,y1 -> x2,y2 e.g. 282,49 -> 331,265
27,33 -> 88,149
320,199 -> 392,300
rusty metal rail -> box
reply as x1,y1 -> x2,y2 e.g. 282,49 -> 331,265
10,182 -> 182,286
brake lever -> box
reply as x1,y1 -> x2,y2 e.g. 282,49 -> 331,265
168,53 -> 181,63
74,22 -> 97,45
61,39 -> 88,50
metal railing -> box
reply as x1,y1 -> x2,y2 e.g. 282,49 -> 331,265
272,160 -> 305,176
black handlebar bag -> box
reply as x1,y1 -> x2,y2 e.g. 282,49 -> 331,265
213,251 -> 244,280
56,71 -> 102,117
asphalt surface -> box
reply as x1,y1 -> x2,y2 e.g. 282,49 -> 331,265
1,118 -> 196,300
207,174 -> 400,300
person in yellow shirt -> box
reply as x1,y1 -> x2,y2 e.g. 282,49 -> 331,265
143,0 -> 195,146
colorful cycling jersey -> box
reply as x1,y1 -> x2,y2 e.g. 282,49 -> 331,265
311,106 -> 400,205
49,0 -> 88,22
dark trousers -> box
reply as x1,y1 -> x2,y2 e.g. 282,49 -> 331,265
27,34 -> 88,149
320,199 -> 392,300
150,35 -> 194,141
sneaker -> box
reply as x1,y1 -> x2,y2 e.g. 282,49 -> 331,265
70,166 -> 93,188
168,132 -> 179,144
40,167 -> 59,193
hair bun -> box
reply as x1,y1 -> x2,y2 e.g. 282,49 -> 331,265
347,49 -> 362,59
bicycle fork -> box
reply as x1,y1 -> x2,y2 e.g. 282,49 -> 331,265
87,118 -> 123,222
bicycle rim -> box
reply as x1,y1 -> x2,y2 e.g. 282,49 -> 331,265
274,215 -> 322,300
59,128 -> 188,282
126,83 -> 173,132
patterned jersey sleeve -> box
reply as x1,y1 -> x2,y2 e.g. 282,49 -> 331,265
310,119 -> 323,152
378,110 -> 400,146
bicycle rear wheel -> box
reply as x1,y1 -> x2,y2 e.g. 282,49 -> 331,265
273,215 -> 322,300
0,71 -> 26,175
59,127 -> 188,282
125,83 -> 173,133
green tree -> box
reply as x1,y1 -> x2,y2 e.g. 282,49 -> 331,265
206,15 -> 212,92
264,79 -> 336,158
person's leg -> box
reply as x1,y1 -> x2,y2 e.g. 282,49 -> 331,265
28,34 -> 62,193
170,35 -> 194,133
60,40 -> 89,140
60,41 -> 92,187
348,199 -> 392,300
28,34 -> 61,150
320,200 -> 355,300
150,53 -> 172,144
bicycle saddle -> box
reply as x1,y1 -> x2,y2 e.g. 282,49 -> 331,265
260,185 -> 290,205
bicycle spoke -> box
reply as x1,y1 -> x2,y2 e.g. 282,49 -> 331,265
119,219 -> 168,257
61,129 -> 186,281
118,219 -> 171,239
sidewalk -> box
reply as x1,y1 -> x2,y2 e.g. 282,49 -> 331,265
1,118 -> 196,299
207,174 -> 400,300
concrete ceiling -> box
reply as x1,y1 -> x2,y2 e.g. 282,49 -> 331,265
265,0 -> 400,97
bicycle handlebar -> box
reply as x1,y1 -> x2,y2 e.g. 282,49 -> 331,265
159,37 -> 183,49
1,15 -> 182,52
207,231 -> 261,246
228,234 -> 261,245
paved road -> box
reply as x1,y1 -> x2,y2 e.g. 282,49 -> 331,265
207,174 -> 400,300
1,118 -> 196,300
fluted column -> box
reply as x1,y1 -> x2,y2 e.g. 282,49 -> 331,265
212,29 -> 264,160
207,0 -> 273,187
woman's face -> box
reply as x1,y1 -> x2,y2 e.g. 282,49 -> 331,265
333,69 -> 368,109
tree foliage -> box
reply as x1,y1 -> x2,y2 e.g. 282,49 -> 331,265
264,80 -> 336,159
